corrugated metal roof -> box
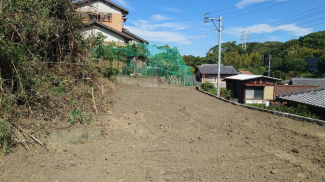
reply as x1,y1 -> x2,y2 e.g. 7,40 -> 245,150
224,75 -> 281,81
279,87 -> 325,108
197,64 -> 238,75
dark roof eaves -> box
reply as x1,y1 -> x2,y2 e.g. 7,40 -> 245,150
123,29 -> 149,44
84,20 -> 133,40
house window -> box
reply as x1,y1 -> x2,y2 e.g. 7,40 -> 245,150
103,13 -> 112,22
205,76 -> 216,82
94,13 -> 112,22
97,14 -> 101,21
77,12 -> 89,20
246,87 -> 264,99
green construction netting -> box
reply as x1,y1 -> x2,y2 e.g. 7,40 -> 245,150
96,43 -> 195,86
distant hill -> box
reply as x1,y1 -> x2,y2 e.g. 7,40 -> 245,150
183,30 -> 325,79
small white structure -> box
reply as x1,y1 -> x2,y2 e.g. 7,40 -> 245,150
224,75 -> 281,106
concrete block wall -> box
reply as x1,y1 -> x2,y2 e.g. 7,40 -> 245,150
117,75 -> 182,89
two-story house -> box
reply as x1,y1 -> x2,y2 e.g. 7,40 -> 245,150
74,0 -> 148,45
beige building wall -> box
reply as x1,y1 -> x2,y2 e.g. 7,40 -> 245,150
263,86 -> 274,100
77,1 -> 124,31
80,13 -> 123,32
202,74 -> 228,83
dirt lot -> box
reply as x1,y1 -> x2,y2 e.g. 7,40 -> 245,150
1,84 -> 325,181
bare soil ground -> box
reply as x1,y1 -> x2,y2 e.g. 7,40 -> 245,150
1,84 -> 325,181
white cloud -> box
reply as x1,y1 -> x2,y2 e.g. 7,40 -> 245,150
163,7 -> 182,13
235,0 -> 289,9
125,19 -> 194,44
150,15 -> 170,21
225,24 -> 312,36
125,26 -> 191,44
128,20 -> 189,31
111,0 -> 134,10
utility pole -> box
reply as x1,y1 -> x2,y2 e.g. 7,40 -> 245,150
268,53 -> 272,77
205,13 -> 223,96
241,27 -> 250,50
291,33 -> 296,40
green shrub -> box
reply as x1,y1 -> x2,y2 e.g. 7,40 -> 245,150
200,83 -> 216,95
220,88 -> 232,99
68,109 -> 85,126
103,68 -> 120,82
0,119 -> 13,155
247,104 -> 320,119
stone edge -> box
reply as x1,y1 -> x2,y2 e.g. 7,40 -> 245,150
196,86 -> 325,126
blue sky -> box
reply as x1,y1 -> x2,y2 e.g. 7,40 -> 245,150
111,0 -> 325,57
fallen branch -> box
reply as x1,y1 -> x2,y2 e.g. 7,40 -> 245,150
92,87 -> 98,114
11,123 -> 45,148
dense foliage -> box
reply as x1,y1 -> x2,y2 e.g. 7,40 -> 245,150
200,83 -> 216,95
183,31 -> 325,79
200,83 -> 232,99
0,0 -> 96,154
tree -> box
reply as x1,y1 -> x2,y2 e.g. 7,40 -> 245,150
282,55 -> 306,71
182,55 -> 196,67
294,58 -> 307,71
299,31 -> 325,50
270,57 -> 283,71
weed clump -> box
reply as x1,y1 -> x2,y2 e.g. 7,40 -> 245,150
0,119 -> 13,155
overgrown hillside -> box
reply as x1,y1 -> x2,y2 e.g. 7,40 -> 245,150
184,31 -> 325,79
0,0 -> 115,154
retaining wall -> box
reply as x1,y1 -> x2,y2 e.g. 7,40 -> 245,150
47,127 -> 102,144
117,75 -> 188,89
197,86 -> 325,126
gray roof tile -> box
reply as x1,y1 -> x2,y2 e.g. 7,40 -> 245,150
290,78 -> 325,86
279,87 -> 325,108
198,64 -> 238,75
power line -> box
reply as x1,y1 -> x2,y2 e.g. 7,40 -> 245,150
247,5 -> 325,33
264,4 -> 325,26
207,0 -> 273,14
223,0 -> 293,20
249,14 -> 325,37
249,21 -> 325,40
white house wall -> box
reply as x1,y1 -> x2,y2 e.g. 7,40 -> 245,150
77,1 -> 123,14
82,26 -> 126,43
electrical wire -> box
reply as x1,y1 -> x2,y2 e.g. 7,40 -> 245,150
246,5 -> 325,33
223,0 -> 293,20
212,0 -> 275,16
207,0 -> 274,14
249,21 -> 325,40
